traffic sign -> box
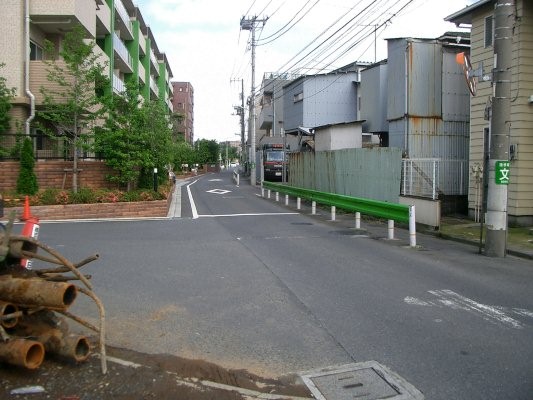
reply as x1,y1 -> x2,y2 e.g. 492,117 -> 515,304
495,161 -> 510,185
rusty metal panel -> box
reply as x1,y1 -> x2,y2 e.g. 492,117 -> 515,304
408,119 -> 469,159
442,49 -> 470,121
407,40 -> 442,117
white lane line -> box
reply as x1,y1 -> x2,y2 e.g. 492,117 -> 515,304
187,179 -> 199,219
198,212 -> 298,218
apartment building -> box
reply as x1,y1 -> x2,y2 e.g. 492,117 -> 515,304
1,0 -> 173,157
171,81 -> 194,144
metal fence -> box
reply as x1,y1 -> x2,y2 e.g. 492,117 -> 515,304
0,133 -> 100,161
401,158 -> 468,200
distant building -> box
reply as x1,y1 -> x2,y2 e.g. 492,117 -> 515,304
282,62 -> 369,135
171,82 -> 194,144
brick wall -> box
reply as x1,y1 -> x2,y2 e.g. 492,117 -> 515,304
3,198 -> 171,221
0,160 -> 119,191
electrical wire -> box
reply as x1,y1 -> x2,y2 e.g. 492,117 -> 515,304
257,0 -> 320,45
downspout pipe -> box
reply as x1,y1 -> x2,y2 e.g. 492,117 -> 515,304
25,0 -> 35,136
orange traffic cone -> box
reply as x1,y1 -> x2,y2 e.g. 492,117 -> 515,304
20,195 -> 31,221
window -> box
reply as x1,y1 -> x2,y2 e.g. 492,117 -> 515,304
293,92 -> 303,103
484,15 -> 494,48
30,41 -> 43,60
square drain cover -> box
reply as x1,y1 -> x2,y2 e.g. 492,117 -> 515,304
300,361 -> 424,400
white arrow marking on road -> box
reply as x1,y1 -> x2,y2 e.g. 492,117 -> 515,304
404,289 -> 530,329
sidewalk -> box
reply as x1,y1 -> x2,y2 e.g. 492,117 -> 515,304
258,187 -> 533,261
432,216 -> 533,260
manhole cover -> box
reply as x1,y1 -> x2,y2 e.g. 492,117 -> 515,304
300,361 -> 424,400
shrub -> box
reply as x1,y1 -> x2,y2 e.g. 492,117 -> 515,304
54,190 -> 70,205
16,138 -> 38,195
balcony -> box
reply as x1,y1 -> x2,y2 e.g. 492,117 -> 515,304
138,28 -> 146,57
30,0 -> 96,37
138,62 -> 146,85
258,104 -> 273,130
149,76 -> 159,98
113,74 -> 126,95
113,33 -> 133,73
114,0 -> 133,41
93,45 -> 110,77
150,51 -> 159,76
95,0 -> 111,37
29,60 -> 94,105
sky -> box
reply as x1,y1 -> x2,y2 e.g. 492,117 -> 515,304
133,0 -> 475,143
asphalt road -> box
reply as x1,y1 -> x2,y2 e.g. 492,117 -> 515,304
32,169 -> 533,400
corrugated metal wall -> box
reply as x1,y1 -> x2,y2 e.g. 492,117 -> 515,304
289,148 -> 403,203
361,62 -> 388,132
303,73 -> 358,128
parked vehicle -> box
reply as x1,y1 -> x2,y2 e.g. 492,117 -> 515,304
262,143 -> 288,181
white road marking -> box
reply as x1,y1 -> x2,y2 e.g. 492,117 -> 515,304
198,212 -> 298,218
206,189 -> 231,195
187,179 -> 199,219
404,289 -> 529,329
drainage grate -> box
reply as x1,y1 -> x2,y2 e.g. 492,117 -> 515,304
300,361 -> 424,400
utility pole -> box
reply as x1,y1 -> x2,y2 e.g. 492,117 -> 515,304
485,0 -> 513,257
232,79 -> 246,167
240,16 -> 267,186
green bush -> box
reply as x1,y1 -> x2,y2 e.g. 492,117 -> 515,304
2,185 -> 170,207
16,138 -> 38,195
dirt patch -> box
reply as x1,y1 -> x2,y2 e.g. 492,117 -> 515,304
0,339 -> 312,400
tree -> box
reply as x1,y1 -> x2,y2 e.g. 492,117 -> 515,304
0,63 -> 16,158
172,141 -> 195,170
37,25 -> 109,193
94,80 -> 145,191
0,63 -> 15,134
95,80 -> 174,191
137,100 -> 174,189
194,139 -> 219,164
219,142 -> 239,165
16,138 -> 38,195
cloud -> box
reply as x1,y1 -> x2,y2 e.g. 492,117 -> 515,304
134,0 -> 474,141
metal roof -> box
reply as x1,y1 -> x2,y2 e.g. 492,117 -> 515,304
445,0 -> 493,25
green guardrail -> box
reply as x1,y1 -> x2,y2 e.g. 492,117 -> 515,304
262,181 -> 410,223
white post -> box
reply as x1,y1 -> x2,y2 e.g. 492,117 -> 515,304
355,212 -> 361,229
312,201 -> 316,215
297,197 -> 301,210
261,187 -> 264,197
275,192 -> 279,202
331,206 -> 336,221
388,219 -> 394,240
409,205 -> 417,247
267,189 -> 271,199
285,194 -> 289,206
